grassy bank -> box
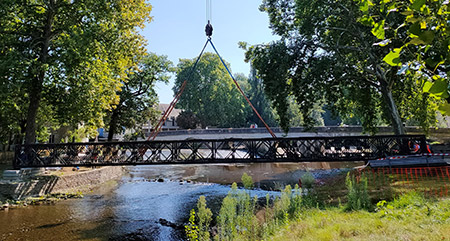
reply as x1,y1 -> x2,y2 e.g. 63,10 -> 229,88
270,196 -> 450,240
185,171 -> 450,241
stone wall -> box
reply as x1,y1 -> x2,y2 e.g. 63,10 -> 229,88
0,166 -> 123,200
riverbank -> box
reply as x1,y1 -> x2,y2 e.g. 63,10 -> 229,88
0,166 -> 124,201
185,171 -> 450,241
269,195 -> 450,240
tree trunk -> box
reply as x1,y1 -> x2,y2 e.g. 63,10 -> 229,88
24,1 -> 55,144
24,81 -> 43,144
380,83 -> 405,135
107,109 -> 120,141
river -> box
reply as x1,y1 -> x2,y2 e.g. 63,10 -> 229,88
0,162 -> 359,240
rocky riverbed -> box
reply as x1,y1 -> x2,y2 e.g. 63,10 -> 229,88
0,162 -> 360,240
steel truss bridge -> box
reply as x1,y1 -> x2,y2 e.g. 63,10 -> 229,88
14,135 -> 427,169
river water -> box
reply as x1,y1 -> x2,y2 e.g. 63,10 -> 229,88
0,162 -> 360,240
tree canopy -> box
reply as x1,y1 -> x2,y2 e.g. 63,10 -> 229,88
0,0 -> 152,144
106,53 -> 173,141
173,53 -> 249,128
354,0 -> 450,115
244,0 -> 445,134
245,68 -> 278,127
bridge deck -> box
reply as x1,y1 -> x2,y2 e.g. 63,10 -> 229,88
369,155 -> 450,168
14,135 -> 427,169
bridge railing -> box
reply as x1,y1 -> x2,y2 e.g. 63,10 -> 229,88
14,135 -> 427,169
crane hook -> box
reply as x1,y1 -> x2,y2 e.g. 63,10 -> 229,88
205,20 -> 213,38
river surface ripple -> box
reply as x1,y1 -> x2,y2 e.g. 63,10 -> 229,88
3,163 -> 329,241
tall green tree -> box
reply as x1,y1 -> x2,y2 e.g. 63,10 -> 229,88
245,0 -> 441,134
173,53 -> 248,128
106,53 -> 173,141
246,68 -> 278,127
0,0 -> 152,144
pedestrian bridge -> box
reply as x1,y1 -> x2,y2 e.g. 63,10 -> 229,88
14,135 -> 427,169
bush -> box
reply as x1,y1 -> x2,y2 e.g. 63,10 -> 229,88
345,172 -> 371,211
185,209 -> 199,241
241,172 -> 254,189
216,182 -> 259,241
185,196 -> 213,241
217,185 -> 238,240
300,172 -> 315,189
177,111 -> 201,129
197,196 -> 212,241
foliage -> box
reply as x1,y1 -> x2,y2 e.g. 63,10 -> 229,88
185,209 -> 199,241
376,191 -> 436,220
270,197 -> 450,240
176,111 -> 201,129
174,53 -> 248,128
106,53 -> 173,141
123,129 -> 145,141
244,0 -> 445,134
216,185 -> 238,240
246,68 -> 278,127
216,182 -> 259,241
300,172 -> 315,189
241,172 -> 254,189
196,196 -> 212,241
345,172 -> 372,211
0,0 -> 152,144
190,170 -> 450,240
355,0 -> 450,116
272,185 -> 303,220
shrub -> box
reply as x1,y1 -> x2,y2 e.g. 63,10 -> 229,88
177,111 -> 201,129
345,172 -> 371,211
300,172 -> 315,189
196,196 -> 212,241
376,192 -> 436,220
217,195 -> 238,240
216,182 -> 259,240
241,172 -> 254,189
390,191 -> 426,209
185,209 -> 199,241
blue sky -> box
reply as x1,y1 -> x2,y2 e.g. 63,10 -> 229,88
141,0 -> 279,103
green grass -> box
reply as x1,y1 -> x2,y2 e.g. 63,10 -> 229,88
253,191 -> 450,241
270,199 -> 450,241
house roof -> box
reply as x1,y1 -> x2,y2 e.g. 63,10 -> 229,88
158,103 -> 182,118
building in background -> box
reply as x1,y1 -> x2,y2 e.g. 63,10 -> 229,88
142,104 -> 182,137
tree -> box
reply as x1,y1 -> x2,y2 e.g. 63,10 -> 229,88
246,68 -> 278,127
0,0 -> 152,144
354,0 -> 450,117
173,53 -> 248,128
176,111 -> 201,129
245,0 -> 442,134
106,53 -> 173,141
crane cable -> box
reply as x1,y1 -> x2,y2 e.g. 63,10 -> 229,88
206,0 -> 212,23
208,39 -> 277,138
147,39 -> 210,141
147,0 -> 277,142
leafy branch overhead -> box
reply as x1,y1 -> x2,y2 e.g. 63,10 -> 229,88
356,0 -> 450,114
106,53 -> 174,141
244,0 -> 447,134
